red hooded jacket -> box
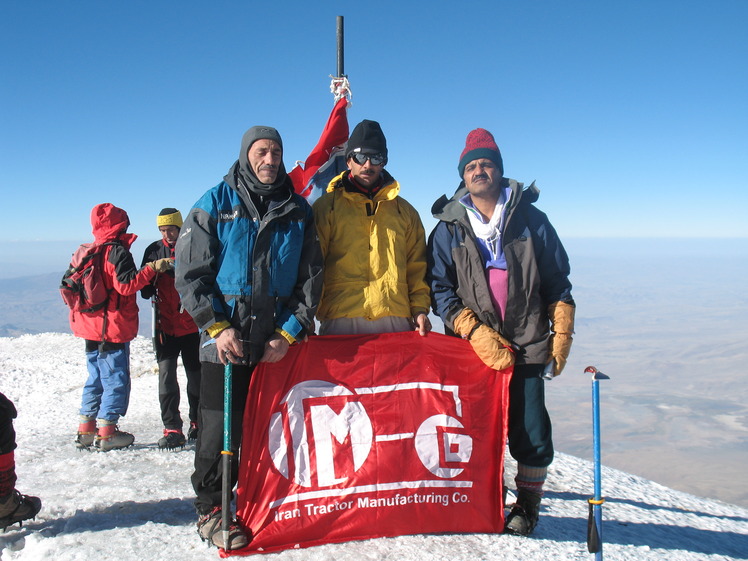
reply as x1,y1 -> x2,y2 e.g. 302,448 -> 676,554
68,203 -> 156,343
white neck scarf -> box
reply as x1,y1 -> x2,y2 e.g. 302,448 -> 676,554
463,195 -> 506,263
466,199 -> 504,239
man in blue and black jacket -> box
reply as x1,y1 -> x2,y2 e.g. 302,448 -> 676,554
175,126 -> 323,550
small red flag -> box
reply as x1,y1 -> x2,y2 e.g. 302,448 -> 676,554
289,96 -> 349,201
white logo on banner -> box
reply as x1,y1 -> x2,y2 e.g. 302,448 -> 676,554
268,380 -> 472,492
268,380 -> 372,488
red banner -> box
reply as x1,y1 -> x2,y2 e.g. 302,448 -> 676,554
228,331 -> 511,556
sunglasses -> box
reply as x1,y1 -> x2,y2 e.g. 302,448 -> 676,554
351,152 -> 385,166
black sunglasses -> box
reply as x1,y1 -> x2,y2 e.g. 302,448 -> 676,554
351,152 -> 385,166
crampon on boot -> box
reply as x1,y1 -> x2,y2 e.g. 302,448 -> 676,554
197,506 -> 250,550
504,488 -> 542,536
0,490 -> 42,530
95,421 -> 134,452
158,429 -> 186,450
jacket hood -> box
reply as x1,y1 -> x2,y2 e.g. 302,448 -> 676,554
431,178 -> 537,222
225,126 -> 292,199
91,203 -> 137,247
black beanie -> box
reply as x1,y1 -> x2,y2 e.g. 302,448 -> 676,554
346,120 -> 388,165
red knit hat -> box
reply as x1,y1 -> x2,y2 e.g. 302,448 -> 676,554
458,128 -> 503,178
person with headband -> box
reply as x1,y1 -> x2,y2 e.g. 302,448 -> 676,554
140,208 -> 201,450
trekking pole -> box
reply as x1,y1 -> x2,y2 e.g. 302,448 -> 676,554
585,365 -> 609,560
221,361 -> 233,550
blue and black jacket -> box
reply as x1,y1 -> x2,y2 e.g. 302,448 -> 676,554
175,178 -> 323,365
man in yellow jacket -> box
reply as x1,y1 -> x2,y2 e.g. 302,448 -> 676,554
313,119 -> 431,336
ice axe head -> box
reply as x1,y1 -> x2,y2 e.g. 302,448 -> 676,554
584,365 -> 610,381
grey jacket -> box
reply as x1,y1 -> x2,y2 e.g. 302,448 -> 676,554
427,178 -> 573,364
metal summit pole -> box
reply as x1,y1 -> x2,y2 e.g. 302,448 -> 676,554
336,15 -> 345,78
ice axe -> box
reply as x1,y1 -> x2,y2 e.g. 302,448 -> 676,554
585,365 -> 609,560
221,361 -> 233,550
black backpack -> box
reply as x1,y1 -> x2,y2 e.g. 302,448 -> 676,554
60,242 -> 119,313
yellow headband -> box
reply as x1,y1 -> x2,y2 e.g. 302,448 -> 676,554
156,210 -> 183,228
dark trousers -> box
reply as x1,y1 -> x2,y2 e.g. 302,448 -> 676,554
0,393 -> 18,496
507,364 -> 554,468
155,332 -> 201,430
0,393 -> 17,455
192,361 -> 253,515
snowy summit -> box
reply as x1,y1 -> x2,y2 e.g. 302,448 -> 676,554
1,333 -> 746,560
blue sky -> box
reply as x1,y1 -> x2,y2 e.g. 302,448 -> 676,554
1,0 -> 746,245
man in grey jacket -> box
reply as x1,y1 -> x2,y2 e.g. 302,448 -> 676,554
428,128 -> 575,536
176,126 -> 323,550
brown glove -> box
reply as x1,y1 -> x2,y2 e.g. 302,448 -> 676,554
547,301 -> 575,376
452,308 -> 515,371
146,258 -> 174,273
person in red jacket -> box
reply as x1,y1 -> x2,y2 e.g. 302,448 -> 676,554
140,208 -> 201,450
71,203 -> 173,451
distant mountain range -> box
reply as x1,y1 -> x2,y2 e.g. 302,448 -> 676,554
0,272 -> 152,337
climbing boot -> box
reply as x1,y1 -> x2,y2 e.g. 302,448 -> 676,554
158,429 -> 186,450
0,490 -> 42,530
187,421 -> 199,441
95,421 -> 134,451
75,416 -> 96,450
197,506 -> 250,550
504,489 -> 542,536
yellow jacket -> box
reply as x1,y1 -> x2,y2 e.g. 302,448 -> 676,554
312,171 -> 431,322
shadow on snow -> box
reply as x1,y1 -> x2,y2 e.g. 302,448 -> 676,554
543,491 -> 748,559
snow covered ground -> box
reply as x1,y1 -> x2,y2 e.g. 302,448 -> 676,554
1,333 -> 747,560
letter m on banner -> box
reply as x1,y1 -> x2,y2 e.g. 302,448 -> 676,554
226,332 -> 512,556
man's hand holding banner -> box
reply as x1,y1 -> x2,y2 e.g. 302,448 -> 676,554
229,331 -> 512,555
